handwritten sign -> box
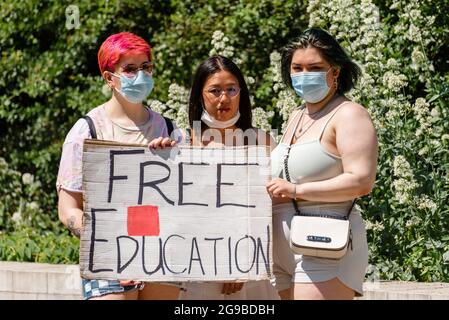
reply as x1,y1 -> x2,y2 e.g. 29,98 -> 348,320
79,140 -> 273,282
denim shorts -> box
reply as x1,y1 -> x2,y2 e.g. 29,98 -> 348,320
82,279 -> 144,300
82,279 -> 184,300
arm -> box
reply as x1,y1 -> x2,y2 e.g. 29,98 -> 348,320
58,189 -> 83,238
56,119 -> 90,237
268,103 -> 378,202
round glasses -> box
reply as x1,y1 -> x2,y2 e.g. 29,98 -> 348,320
204,86 -> 241,99
119,62 -> 154,78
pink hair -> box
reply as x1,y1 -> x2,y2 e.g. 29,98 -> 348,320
97,32 -> 151,75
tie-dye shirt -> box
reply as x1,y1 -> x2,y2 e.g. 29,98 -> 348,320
56,104 -> 170,193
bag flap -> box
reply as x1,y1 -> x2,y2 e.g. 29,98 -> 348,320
290,216 -> 350,250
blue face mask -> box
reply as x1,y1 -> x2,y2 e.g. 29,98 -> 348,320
290,69 -> 332,103
112,70 -> 154,103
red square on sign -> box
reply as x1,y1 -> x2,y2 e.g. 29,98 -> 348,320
127,205 -> 160,236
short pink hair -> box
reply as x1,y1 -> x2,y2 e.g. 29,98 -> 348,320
98,32 -> 151,74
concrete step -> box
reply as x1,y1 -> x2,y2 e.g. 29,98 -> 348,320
359,281 -> 449,300
0,261 -> 82,300
1,261 -> 449,300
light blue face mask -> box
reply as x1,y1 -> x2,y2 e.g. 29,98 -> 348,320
290,69 -> 332,103
112,70 -> 154,104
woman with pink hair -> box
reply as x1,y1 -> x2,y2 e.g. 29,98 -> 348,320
56,32 -> 178,300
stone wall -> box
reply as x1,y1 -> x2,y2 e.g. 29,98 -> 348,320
1,261 -> 449,300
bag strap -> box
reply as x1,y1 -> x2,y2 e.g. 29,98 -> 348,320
82,113 -> 174,141
318,101 -> 350,141
346,199 -> 356,218
284,108 -> 305,145
82,115 -> 97,139
163,116 -> 174,136
282,108 -> 356,219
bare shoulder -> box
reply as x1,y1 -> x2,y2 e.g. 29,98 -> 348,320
333,100 -> 377,143
287,107 -> 303,122
335,100 -> 372,122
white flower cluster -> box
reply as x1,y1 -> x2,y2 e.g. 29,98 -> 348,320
365,220 -> 385,232
386,58 -> 400,70
393,155 -> 418,204
415,194 -> 437,212
267,51 -> 301,137
269,51 -> 284,93
393,1 -> 435,80
442,134 -> 449,143
147,99 -> 167,115
12,211 -> 22,224
27,201 -> 40,211
22,173 -> 34,185
382,71 -> 408,93
382,97 -> 409,120
252,107 -> 274,133
244,75 -> 256,106
413,97 -> 432,137
307,0 -> 385,114
411,47 -> 427,71
244,75 -> 255,86
147,84 -> 190,130
393,179 -> 418,204
209,30 -> 235,58
275,90 -> 300,137
405,216 -> 422,228
393,155 -> 413,179
165,83 -> 190,130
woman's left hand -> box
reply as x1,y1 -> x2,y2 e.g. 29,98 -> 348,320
266,178 -> 296,199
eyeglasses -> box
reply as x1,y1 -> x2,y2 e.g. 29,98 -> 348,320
204,86 -> 241,99
119,62 -> 154,78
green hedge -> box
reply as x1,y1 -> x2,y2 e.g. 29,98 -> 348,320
1,0 -> 449,281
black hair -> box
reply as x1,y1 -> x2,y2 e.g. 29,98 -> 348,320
281,28 -> 361,94
188,55 -> 252,130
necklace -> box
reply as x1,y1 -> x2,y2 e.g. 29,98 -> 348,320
293,112 -> 317,139
294,95 -> 339,140
304,107 -> 326,116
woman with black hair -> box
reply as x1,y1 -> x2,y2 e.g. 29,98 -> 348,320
186,55 -> 261,147
152,55 -> 279,299
267,28 -> 378,300
183,55 -> 278,299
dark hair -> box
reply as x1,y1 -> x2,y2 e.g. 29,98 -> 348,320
188,55 -> 252,130
281,28 -> 361,94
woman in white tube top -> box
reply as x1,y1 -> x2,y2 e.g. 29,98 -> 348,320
266,28 -> 378,300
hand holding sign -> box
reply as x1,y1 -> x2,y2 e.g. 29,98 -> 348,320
148,137 -> 177,149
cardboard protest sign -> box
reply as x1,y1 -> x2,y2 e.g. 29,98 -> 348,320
79,139 -> 273,282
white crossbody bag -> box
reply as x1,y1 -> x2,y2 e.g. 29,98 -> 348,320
283,110 -> 355,260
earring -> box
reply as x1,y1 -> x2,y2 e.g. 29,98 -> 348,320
334,77 -> 338,90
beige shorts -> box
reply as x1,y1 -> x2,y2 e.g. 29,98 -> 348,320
271,202 -> 369,296
179,280 -> 280,300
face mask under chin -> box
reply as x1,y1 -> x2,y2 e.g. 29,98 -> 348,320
200,108 -> 241,129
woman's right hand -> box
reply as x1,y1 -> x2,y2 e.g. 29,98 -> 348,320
148,137 -> 177,149
120,280 -> 142,287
